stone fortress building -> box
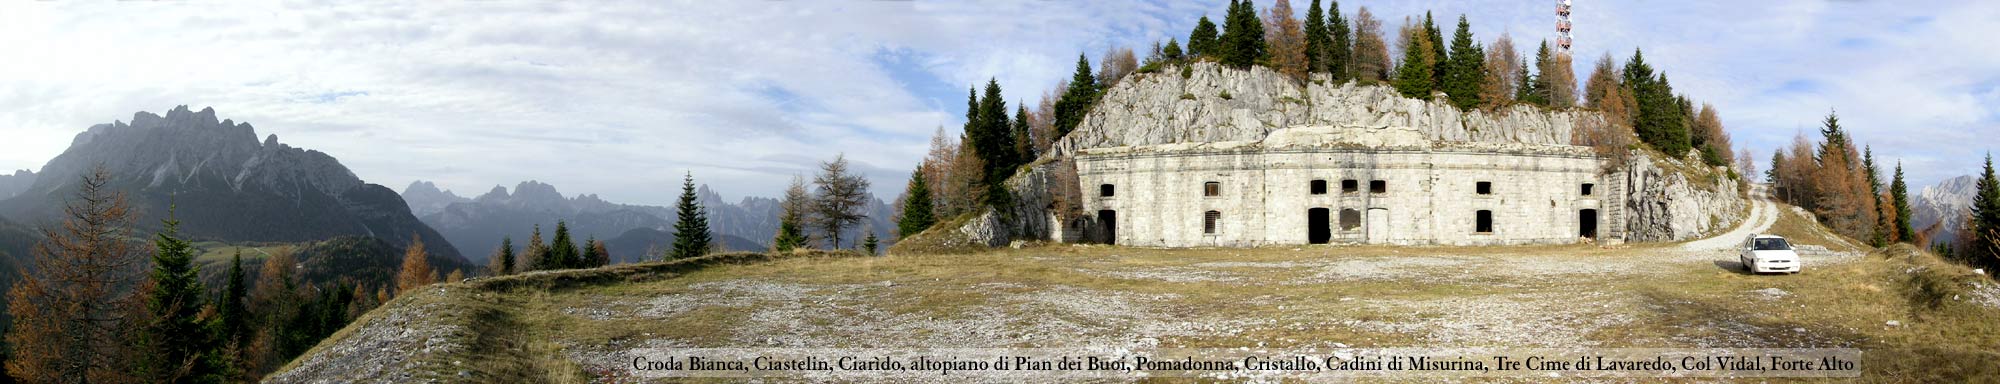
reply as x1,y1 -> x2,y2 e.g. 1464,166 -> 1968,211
922,63 -> 1743,250
1076,126 -> 1617,247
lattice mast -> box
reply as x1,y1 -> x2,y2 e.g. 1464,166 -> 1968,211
1556,0 -> 1573,52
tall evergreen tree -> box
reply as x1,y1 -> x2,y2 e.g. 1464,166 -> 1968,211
1327,1 -> 1352,79
489,237 -> 514,276
1392,21 -> 1436,98
142,213 -> 225,382
1219,0 -> 1266,68
1053,54 -> 1099,139
670,172 -> 713,260
1514,63 -> 1544,105
1013,107 -> 1032,163
1441,15 -> 1484,109
772,175 -> 811,252
1303,0 -> 1330,73
520,224 -> 546,272
1163,38 -> 1184,59
1189,16 -> 1220,57
1864,147 -> 1887,246
1624,49 -> 1690,155
1423,12 -> 1446,90
1891,162 -> 1914,243
580,236 -> 605,268
897,168 -> 936,238
219,249 -> 250,352
862,231 -> 880,255
546,221 -> 579,269
1969,153 -> 2000,269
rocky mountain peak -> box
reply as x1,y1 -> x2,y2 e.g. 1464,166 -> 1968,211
1914,175 -> 1979,244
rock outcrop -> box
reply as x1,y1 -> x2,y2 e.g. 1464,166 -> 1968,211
0,170 -> 34,199
1620,149 -> 1746,242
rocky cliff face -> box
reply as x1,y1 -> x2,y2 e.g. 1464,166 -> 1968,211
401,180 -> 470,217
932,63 -> 1739,248
1052,63 -> 1599,156
1913,175 -> 1978,244
1620,150 -> 1747,242
0,170 -> 34,199
0,106 -> 462,260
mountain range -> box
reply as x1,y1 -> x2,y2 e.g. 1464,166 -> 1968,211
402,180 -> 900,263
1912,174 -> 1979,246
0,106 -> 465,263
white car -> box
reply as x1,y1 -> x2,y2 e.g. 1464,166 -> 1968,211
1739,234 -> 1801,274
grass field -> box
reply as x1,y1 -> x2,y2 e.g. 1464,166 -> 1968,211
270,197 -> 2000,383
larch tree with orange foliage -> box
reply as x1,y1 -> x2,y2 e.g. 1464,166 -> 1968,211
5,165 -> 147,383
1262,0 -> 1309,81
396,234 -> 437,294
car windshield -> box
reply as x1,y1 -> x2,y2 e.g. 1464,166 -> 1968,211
1753,238 -> 1792,251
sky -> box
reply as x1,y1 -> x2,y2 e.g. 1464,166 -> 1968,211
2,0 -> 1996,205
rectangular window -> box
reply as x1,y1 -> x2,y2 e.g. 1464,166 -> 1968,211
1204,181 -> 1220,197
1370,180 -> 1387,194
1100,184 -> 1115,197
1475,210 -> 1493,234
1341,179 -> 1359,193
1204,211 -> 1221,234
1581,183 -> 1595,196
1311,180 -> 1327,195
1476,181 -> 1493,195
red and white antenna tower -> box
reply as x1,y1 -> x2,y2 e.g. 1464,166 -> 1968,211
1556,0 -> 1573,52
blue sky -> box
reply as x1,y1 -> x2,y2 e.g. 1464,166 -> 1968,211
1,1 -> 1995,205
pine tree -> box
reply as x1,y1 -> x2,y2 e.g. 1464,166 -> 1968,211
546,221 -> 579,269
772,176 -> 811,252
898,168 -> 937,238
670,172 -> 713,260
1189,16 -> 1220,57
1441,15 -> 1484,109
1392,19 -> 1436,98
1624,49 -> 1691,156
972,79 -> 1015,178
1863,147 -> 1887,246
397,234 -> 436,294
219,249 -> 250,352
1350,7 -> 1389,82
1891,162 -> 1914,243
1220,0 -> 1266,68
142,212 -> 225,382
1423,12 -> 1446,90
1327,1 -> 1352,79
1163,38 -> 1183,59
580,236 -> 605,268
1969,153 -> 2000,270
862,231 -> 879,255
1303,0 -> 1330,73
520,224 -> 546,273
489,236 -> 514,276
1514,63 -> 1543,105
1053,54 -> 1099,139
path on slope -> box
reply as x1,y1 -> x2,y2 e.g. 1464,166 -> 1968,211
1680,183 -> 1777,252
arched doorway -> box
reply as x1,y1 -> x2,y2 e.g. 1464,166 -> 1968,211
1308,208 -> 1331,244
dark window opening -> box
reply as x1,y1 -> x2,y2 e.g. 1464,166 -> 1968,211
1204,182 -> 1220,197
1100,184 -> 1115,197
1203,211 -> 1221,234
1308,208 -> 1331,244
1475,210 -> 1494,234
1310,180 -> 1327,195
1370,180 -> 1387,194
1340,209 -> 1362,231
1476,181 -> 1493,195
1341,179 -> 1359,193
1581,183 -> 1595,196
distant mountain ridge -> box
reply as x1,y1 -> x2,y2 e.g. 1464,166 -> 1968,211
0,106 -> 464,261
1912,175 -> 1978,246
0,170 -> 34,199
407,180 -> 898,263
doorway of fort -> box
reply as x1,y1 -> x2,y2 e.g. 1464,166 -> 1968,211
1366,208 -> 1389,243
1579,209 -> 1598,239
1308,208 -> 1331,244
1097,210 -> 1117,245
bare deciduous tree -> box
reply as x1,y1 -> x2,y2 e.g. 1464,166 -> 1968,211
813,154 -> 871,249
